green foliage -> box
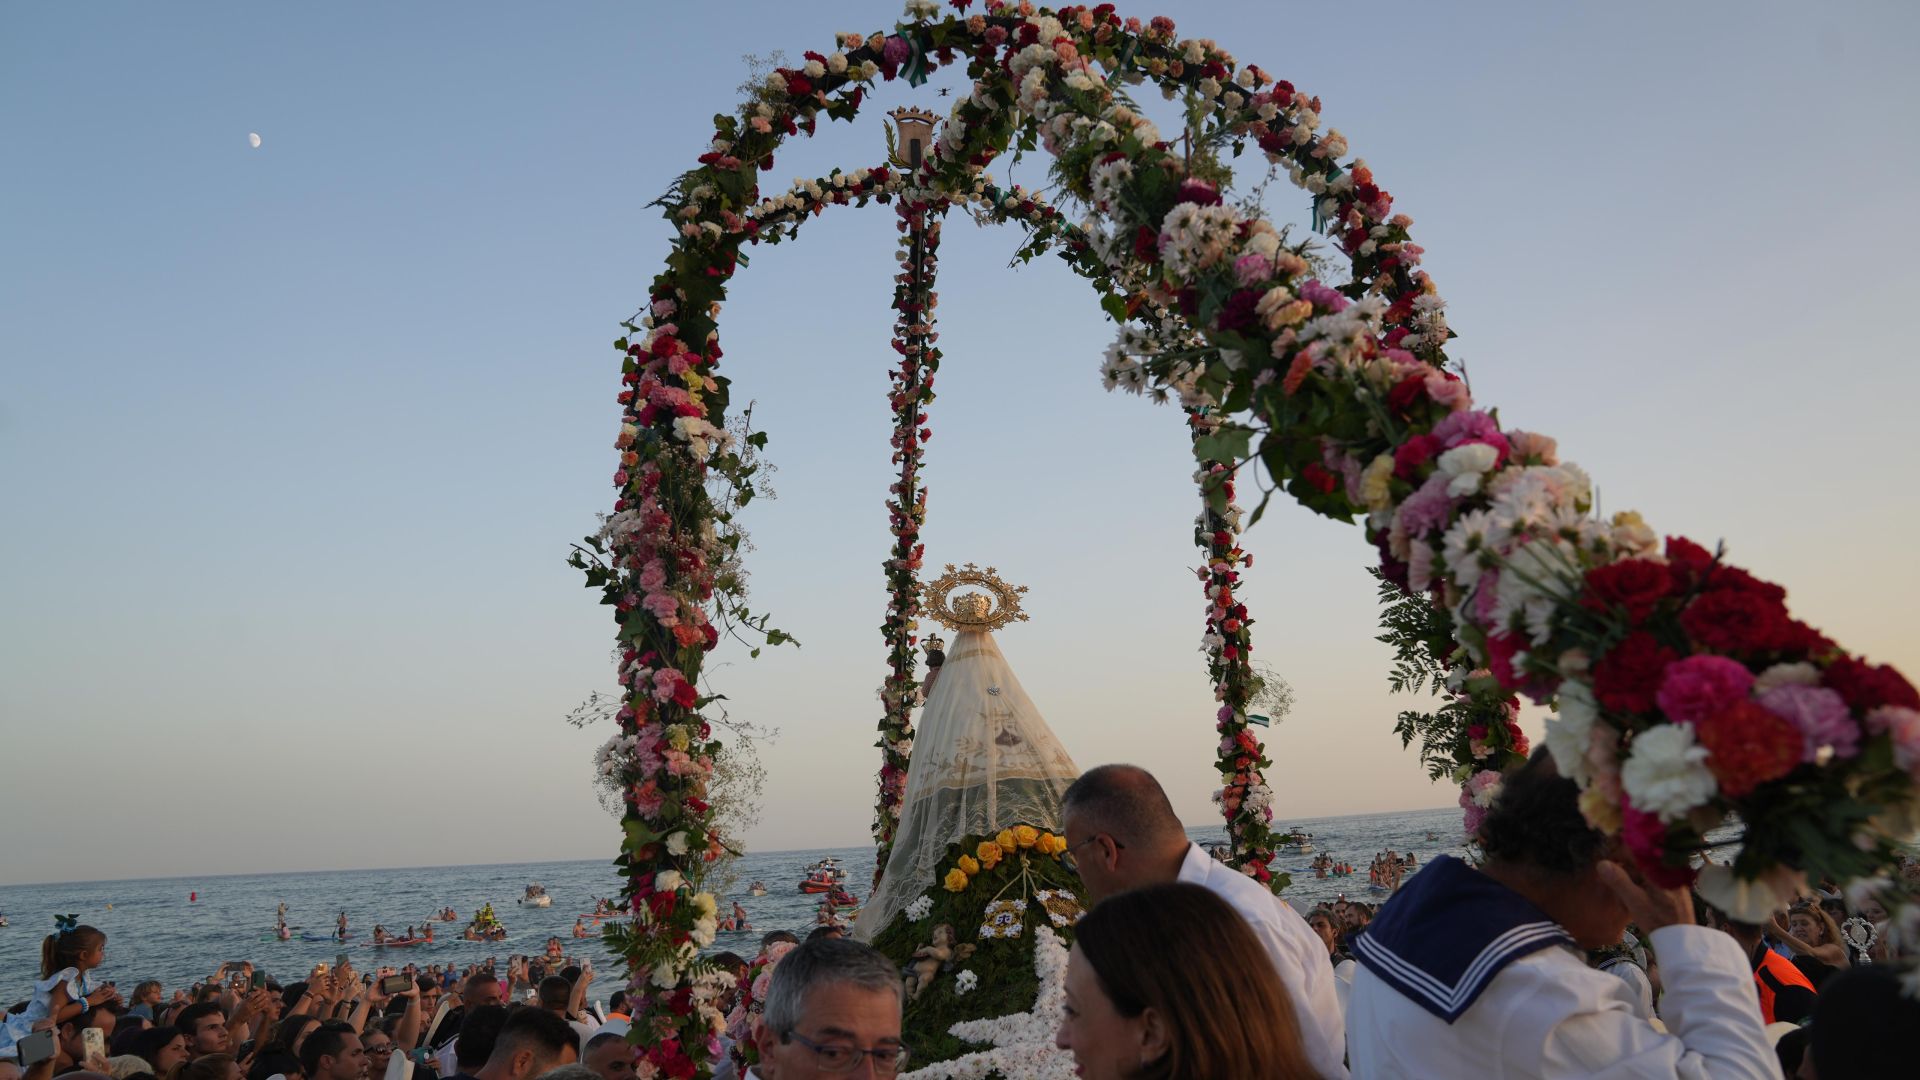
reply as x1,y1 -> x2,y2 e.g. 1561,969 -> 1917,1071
869,835 -> 1083,1067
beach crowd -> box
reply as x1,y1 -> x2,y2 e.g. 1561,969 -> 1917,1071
5,757 -> 1918,1079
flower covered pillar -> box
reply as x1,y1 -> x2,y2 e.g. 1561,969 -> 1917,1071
1189,411 -> 1280,885
873,192 -> 949,883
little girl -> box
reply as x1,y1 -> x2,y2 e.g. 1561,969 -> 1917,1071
0,920 -> 117,1062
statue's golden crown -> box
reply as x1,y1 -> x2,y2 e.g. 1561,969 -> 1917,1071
926,562 -> 1030,633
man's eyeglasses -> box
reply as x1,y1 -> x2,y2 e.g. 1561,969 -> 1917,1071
780,1031 -> 911,1074
1061,834 -> 1123,875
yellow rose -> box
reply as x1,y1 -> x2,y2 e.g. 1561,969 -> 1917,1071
943,868 -> 970,893
996,829 -> 1018,853
1013,825 -> 1040,849
1038,833 -> 1066,856
975,842 -> 1003,868
957,855 -> 980,876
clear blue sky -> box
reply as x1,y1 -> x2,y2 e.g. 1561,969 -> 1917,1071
3,1 -> 1916,885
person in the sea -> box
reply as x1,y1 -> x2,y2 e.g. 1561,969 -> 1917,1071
1345,747 -> 1777,1078
1061,764 -> 1349,1080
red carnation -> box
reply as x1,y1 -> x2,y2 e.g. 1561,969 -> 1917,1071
1133,224 -> 1160,262
671,680 -> 698,709
1176,179 -> 1222,206
1385,374 -> 1427,418
1393,434 -> 1441,481
1824,655 -> 1920,712
1664,535 -> 1717,590
1300,463 -> 1338,495
1216,288 -> 1263,332
1583,559 -> 1673,624
1679,588 -> 1789,654
1485,632 -> 1525,691
1691,701 -> 1802,798
1591,632 -> 1679,714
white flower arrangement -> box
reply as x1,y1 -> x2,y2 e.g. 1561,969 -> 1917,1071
953,969 -> 978,996
904,895 -> 934,922
902,926 -> 1076,1080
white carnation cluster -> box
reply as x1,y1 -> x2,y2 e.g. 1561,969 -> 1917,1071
1619,725 -> 1718,822
953,969 -> 978,996
904,895 -> 934,922
901,926 -> 1076,1080
1156,202 -> 1240,278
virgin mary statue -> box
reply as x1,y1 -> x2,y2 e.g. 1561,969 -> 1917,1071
855,564 -> 1080,938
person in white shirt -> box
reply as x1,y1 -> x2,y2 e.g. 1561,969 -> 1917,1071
1061,764 -> 1349,1079
1346,748 -> 1778,1079
747,937 -> 907,1079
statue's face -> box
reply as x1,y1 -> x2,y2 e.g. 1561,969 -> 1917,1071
933,925 -> 952,945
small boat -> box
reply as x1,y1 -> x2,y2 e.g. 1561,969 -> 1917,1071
0,915 -> 8,928
1199,840 -> 1233,863
748,882 -> 768,897
798,858 -> 848,893
519,884 -> 551,907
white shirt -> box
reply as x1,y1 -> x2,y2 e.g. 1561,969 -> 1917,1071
1347,925 -> 1779,1078
1175,842 -> 1349,1079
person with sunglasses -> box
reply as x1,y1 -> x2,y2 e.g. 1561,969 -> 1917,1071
749,938 -> 907,1079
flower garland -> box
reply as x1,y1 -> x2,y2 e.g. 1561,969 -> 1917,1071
722,939 -> 797,1077
1191,438 -> 1280,884
603,1 -> 1920,1066
901,925 -> 1076,1080
875,193 -> 945,880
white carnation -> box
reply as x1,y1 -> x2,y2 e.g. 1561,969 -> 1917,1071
1437,442 -> 1499,497
1545,682 -> 1598,786
1619,725 -> 1717,822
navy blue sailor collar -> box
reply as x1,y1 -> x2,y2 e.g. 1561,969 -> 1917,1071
1350,854 -> 1575,1023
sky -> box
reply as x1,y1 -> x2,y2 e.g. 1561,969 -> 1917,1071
2,1 -> 1917,886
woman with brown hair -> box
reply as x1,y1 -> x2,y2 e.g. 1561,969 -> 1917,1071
1056,882 -> 1320,1079
1772,900 -> 1848,988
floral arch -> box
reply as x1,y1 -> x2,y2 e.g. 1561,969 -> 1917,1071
579,2 -> 1920,1071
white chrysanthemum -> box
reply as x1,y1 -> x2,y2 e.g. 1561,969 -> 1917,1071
1088,155 -> 1133,209
904,895 -> 934,921
902,0 -> 939,19
1157,202 -> 1241,278
1545,682 -> 1599,786
1620,725 -> 1717,822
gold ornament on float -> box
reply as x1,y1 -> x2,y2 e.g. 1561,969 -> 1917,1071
926,563 -> 1030,633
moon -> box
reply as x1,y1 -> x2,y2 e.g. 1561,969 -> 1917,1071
247,133 -> 262,149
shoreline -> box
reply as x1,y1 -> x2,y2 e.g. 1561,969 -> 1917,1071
0,804 -> 1459,889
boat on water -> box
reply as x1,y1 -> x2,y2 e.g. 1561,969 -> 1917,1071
798,857 -> 848,894
748,881 -> 768,897
519,884 -> 551,907
1286,831 -> 1315,853
1199,840 -> 1232,863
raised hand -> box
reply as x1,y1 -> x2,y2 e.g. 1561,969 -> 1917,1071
1596,859 -> 1694,932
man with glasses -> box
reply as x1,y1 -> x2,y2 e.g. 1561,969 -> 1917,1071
1061,763 -> 1349,1079
750,937 -> 908,1079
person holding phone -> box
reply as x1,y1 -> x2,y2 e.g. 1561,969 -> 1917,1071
0,922 -> 117,1063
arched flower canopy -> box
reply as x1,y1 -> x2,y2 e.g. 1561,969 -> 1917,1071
577,4 -> 1920,1073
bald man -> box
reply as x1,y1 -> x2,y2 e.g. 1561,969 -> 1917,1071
1062,764 -> 1348,1079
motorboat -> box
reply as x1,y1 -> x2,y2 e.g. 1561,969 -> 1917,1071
748,882 -> 768,897
519,884 -> 552,907
798,858 -> 848,893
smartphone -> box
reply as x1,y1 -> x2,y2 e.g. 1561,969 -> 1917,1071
381,974 -> 411,995
17,1030 -> 56,1068
82,1025 -> 107,1061
252,971 -> 268,990
336,953 -> 350,971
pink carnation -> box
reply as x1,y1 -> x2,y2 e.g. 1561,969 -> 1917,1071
1296,279 -> 1349,312
1396,473 -> 1455,536
642,591 -> 680,625
651,668 -> 685,702
1424,371 -> 1470,412
1656,655 -> 1754,725
1866,706 -> 1920,779
1233,253 -> 1273,286
638,559 -> 668,592
1757,684 -> 1859,761
632,728 -> 665,777
1506,430 -> 1559,465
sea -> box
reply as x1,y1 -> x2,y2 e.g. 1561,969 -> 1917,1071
0,806 -> 1463,1004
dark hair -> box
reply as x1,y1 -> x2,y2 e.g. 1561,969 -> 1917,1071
298,1024 -> 357,1077
454,1005 -> 509,1069
536,976 -> 571,1011
272,1014 -> 321,1056
1061,765 -> 1185,847
1807,964 -> 1920,1077
1074,883 -> 1316,1080
558,966 -> 582,985
462,970 -> 498,994
758,930 -> 800,951
121,1025 -> 185,1071
175,1002 -> 226,1042
248,1049 -> 303,1080
40,926 -> 106,980
805,926 -> 844,943
1476,747 -> 1605,876
606,991 -> 627,1014
179,1055 -> 236,1080
710,952 -> 747,973
484,1007 -> 576,1072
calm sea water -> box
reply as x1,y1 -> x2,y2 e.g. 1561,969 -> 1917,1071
0,806 -> 1463,1004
